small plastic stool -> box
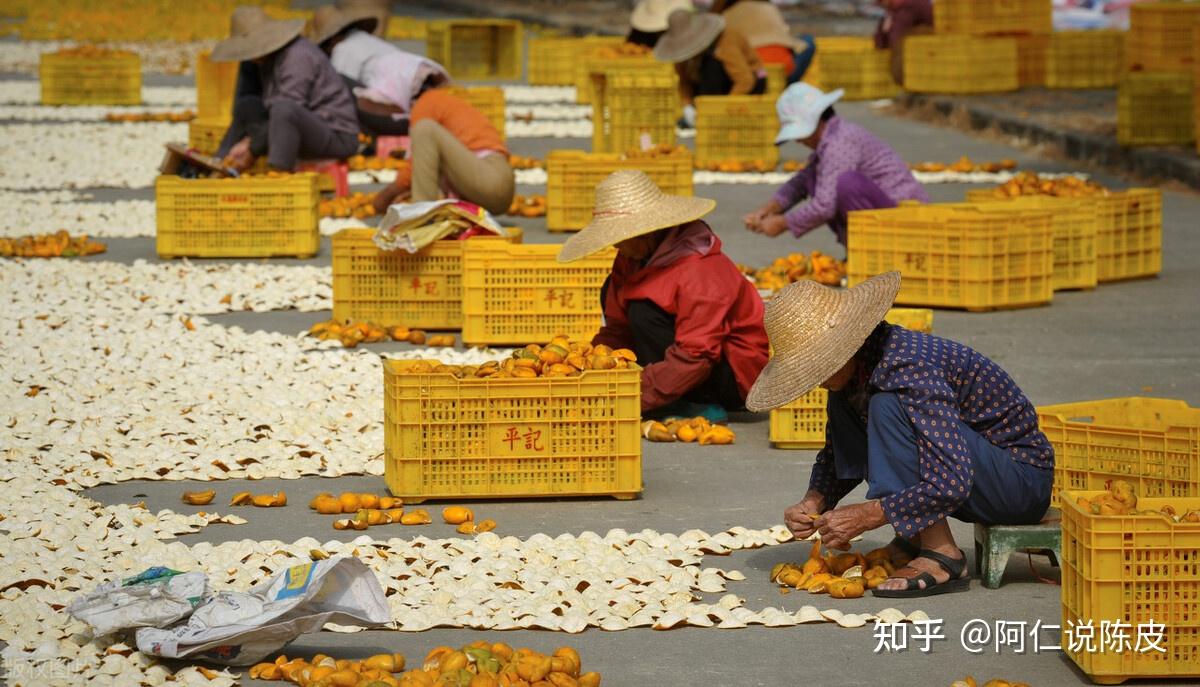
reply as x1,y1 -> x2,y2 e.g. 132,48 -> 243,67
375,135 -> 410,159
296,158 -> 350,197
973,511 -> 1061,589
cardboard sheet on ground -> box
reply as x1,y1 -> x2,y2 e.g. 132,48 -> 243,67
133,557 -> 389,666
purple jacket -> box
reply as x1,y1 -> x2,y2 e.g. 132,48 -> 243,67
772,117 -> 928,238
263,37 -> 359,135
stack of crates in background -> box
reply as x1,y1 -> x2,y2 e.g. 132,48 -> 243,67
1038,397 -> 1200,508
545,149 -> 693,232
903,36 -> 1019,94
39,48 -> 141,105
966,193 -> 1098,291
1046,31 -> 1124,89
383,358 -> 642,502
445,86 -> 506,138
575,53 -> 664,105
847,203 -> 1054,311
1060,488 -> 1200,684
461,242 -> 616,346
426,19 -> 522,81
1014,34 -> 1049,88
188,50 -> 238,155
769,308 -> 933,449
693,95 -> 779,170
591,68 -> 678,154
331,228 -> 523,330
155,174 -> 320,259
528,35 -> 625,85
1118,3 -> 1199,147
806,36 -> 899,100
933,0 -> 1051,36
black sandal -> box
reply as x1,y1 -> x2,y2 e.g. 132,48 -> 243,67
872,548 -> 971,598
890,536 -> 920,561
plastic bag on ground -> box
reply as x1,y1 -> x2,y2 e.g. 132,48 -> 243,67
374,199 -> 503,253
66,567 -> 208,637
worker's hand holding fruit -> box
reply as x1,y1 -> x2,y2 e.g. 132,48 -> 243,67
817,500 -> 887,550
784,490 -> 826,540
224,136 -> 255,172
743,199 -> 781,231
747,213 -> 789,237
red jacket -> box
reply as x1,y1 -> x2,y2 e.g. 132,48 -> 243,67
593,222 -> 769,411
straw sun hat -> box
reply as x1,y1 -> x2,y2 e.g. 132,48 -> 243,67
557,170 -> 716,263
631,0 -> 694,33
308,4 -> 380,46
744,271 -> 902,412
211,6 -> 306,63
653,9 -> 725,63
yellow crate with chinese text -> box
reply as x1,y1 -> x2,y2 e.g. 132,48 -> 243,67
331,227 -> 523,330
155,174 -> 319,258
1061,489 -> 1200,684
694,95 -> 779,169
769,308 -> 933,449
1046,30 -> 1124,89
1039,398 -> 1200,508
1117,72 -> 1195,147
808,36 -> 900,100
1125,2 -> 1200,73
426,19 -> 522,81
529,36 -> 626,85
461,241 -> 615,346
933,0 -> 1052,35
965,193 -> 1098,291
195,50 -> 237,120
384,359 -> 642,502
591,68 -> 678,154
39,49 -> 141,105
545,149 -> 694,232
903,35 -> 1019,94
445,85 -> 506,138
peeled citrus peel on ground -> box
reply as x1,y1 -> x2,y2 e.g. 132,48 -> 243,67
229,491 -> 286,507
310,492 -> 402,515
306,320 -> 445,348
0,230 -> 106,257
950,678 -> 1032,687
642,417 -> 735,445
249,650 -> 407,684
1074,480 -> 1200,522
770,540 -> 906,596
180,489 -> 215,506
739,250 -> 846,290
319,192 -> 379,219
506,194 -> 547,217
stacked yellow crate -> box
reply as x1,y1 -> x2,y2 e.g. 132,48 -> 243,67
188,50 -> 238,156
1118,3 -> 1198,147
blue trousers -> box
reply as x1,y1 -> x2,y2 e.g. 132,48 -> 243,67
789,34 -> 817,84
828,391 -> 1051,527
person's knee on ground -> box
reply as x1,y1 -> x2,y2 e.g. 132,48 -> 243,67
266,100 -> 305,171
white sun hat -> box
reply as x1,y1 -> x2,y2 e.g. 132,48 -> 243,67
774,82 -> 845,145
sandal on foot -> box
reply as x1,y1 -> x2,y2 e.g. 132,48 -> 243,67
889,535 -> 920,560
872,548 -> 971,598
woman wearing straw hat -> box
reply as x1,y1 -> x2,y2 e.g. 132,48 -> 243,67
746,274 -> 1053,597
628,0 -> 694,49
211,5 -> 359,173
744,83 -> 927,249
653,9 -> 767,129
558,170 -> 768,422
713,0 -> 815,84
310,5 -> 450,137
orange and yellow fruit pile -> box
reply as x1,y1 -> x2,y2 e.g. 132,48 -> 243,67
319,192 -> 378,219
105,110 -> 195,122
509,155 -> 543,169
696,159 -> 778,173
348,154 -> 409,172
641,417 -> 735,445
506,194 -> 547,217
0,231 -> 106,258
306,320 -> 453,349
911,156 -> 1017,174
771,540 -> 906,598
740,250 -> 846,290
404,339 -> 637,380
1074,480 -> 1200,522
983,171 -> 1107,199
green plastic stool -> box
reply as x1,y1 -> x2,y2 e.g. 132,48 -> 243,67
972,511 -> 1061,589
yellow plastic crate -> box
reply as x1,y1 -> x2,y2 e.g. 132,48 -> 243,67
765,63 -> 787,98
1117,72 -> 1195,146
847,203 -> 1054,311
1094,189 -> 1162,283
445,86 -> 506,138
384,359 -> 642,502
386,15 -> 426,40
904,35 -> 1019,94
1015,34 -> 1049,88
1126,2 -> 1200,73
591,68 -> 678,154
808,36 -> 899,100
195,50 -> 237,120
769,308 -> 933,449
188,116 -> 229,156
574,54 -> 662,104
461,242 -> 615,346
1196,26 -> 1200,155
39,50 -> 140,105
934,0 -> 1052,35
1039,398 -> 1200,508
426,19 -> 523,81
529,36 -> 625,86
331,227 -> 523,330
545,150 -> 694,232
1061,490 -> 1200,684
694,95 -> 779,168
1046,30 -> 1125,89
965,194 -> 1098,291
155,174 -> 320,259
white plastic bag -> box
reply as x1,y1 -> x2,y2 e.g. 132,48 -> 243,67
66,567 -> 208,637
134,557 -> 389,665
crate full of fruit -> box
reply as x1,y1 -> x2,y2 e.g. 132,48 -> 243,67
40,47 -> 141,105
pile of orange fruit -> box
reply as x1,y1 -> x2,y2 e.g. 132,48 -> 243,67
347,154 -> 409,172
771,540 -> 903,598
509,154 -> 543,169
319,192 -> 378,219
911,156 -> 1018,174
506,194 -> 547,217
0,231 -> 106,258
696,159 -> 777,173
740,251 -> 846,290
105,110 -> 195,123
642,417 -> 735,445
983,171 -> 1107,199
306,320 -> 454,348
622,144 -> 689,160
307,494 -> 497,534
405,338 -> 637,380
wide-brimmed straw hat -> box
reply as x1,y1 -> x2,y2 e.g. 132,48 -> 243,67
211,6 -> 305,63
653,9 -> 725,63
557,170 -> 715,263
744,272 -> 902,412
631,0 -> 694,33
308,4 -> 380,46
